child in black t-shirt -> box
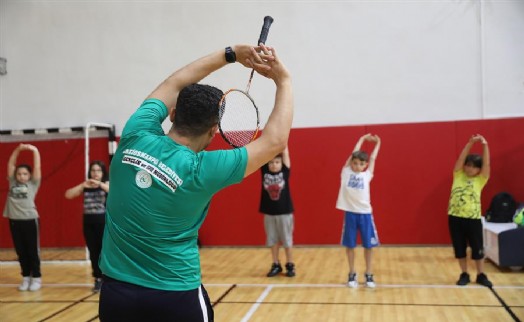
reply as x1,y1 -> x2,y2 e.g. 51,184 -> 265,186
259,146 -> 295,277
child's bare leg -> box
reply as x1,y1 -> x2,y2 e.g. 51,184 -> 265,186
271,243 -> 280,263
346,247 -> 356,273
364,248 -> 373,274
458,257 -> 468,272
474,258 -> 484,274
284,247 -> 293,264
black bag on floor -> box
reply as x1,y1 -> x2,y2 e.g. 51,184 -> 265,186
485,192 -> 517,223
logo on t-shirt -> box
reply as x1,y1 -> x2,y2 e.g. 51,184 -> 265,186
10,184 -> 29,199
135,170 -> 152,189
347,174 -> 364,190
263,173 -> 285,201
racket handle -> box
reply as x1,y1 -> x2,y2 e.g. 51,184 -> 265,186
257,16 -> 274,45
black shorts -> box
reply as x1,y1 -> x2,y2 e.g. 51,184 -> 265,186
99,275 -> 213,322
448,215 -> 484,260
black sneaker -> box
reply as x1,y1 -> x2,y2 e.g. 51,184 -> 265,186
266,263 -> 283,277
285,263 -> 296,277
93,278 -> 103,292
456,272 -> 470,286
476,273 -> 493,288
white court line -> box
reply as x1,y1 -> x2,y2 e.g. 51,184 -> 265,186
0,283 -> 93,288
208,283 -> 524,290
1,282 -> 523,289
0,280 -> 524,290
1,260 -> 88,265
240,285 -> 273,322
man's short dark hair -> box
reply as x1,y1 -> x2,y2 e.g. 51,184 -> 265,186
174,84 -> 223,137
351,151 -> 369,162
465,154 -> 482,168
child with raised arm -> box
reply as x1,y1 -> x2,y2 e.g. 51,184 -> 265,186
448,134 -> 492,287
259,146 -> 296,277
65,160 -> 109,292
3,144 -> 43,291
336,133 -> 381,288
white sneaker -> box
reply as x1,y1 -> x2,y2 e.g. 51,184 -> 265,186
347,273 -> 358,288
18,277 -> 30,291
365,274 -> 376,288
29,277 -> 42,291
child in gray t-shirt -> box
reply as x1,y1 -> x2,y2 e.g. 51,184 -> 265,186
3,143 -> 42,291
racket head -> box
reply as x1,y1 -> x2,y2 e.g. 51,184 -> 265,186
218,89 -> 260,148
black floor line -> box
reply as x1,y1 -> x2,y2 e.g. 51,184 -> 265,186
489,287 -> 522,322
37,293 -> 97,322
212,284 -> 237,308
213,301 -> 507,308
4,285 -> 521,321
86,314 -> 99,322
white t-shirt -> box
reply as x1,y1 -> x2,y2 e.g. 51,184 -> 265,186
336,167 -> 373,213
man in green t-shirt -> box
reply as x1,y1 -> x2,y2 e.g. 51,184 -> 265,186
99,44 -> 293,322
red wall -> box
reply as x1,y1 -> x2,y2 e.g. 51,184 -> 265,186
0,138 -> 110,247
200,117 -> 524,245
1,117 -> 523,248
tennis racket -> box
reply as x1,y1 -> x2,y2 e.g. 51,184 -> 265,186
219,16 -> 274,148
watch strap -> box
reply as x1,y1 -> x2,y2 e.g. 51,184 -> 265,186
225,46 -> 236,63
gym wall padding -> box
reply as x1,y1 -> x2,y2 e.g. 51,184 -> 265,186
0,138 -> 110,247
200,117 -> 524,246
1,117 -> 523,247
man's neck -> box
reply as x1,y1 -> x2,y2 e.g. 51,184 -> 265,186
167,130 -> 207,153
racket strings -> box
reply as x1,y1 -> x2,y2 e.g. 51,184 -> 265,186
219,89 -> 259,148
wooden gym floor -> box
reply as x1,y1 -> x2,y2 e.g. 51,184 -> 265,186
0,246 -> 523,322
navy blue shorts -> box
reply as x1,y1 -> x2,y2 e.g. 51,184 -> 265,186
99,275 -> 213,322
341,211 -> 379,248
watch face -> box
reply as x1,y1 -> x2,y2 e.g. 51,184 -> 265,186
225,47 -> 236,63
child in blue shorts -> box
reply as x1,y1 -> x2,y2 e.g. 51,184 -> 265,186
336,133 -> 381,288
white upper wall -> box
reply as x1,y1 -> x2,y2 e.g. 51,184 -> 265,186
0,0 -> 523,135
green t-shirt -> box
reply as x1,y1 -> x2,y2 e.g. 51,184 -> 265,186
100,99 -> 247,291
448,170 -> 488,219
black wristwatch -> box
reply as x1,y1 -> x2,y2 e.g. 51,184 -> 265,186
225,46 -> 236,63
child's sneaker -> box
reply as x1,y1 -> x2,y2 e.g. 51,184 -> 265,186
476,273 -> 493,288
93,278 -> 103,292
285,262 -> 296,277
456,272 -> 470,286
29,277 -> 42,291
266,263 -> 283,277
365,274 -> 376,288
347,273 -> 358,288
18,277 -> 30,291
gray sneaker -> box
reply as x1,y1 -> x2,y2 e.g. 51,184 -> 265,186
93,278 -> 103,292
